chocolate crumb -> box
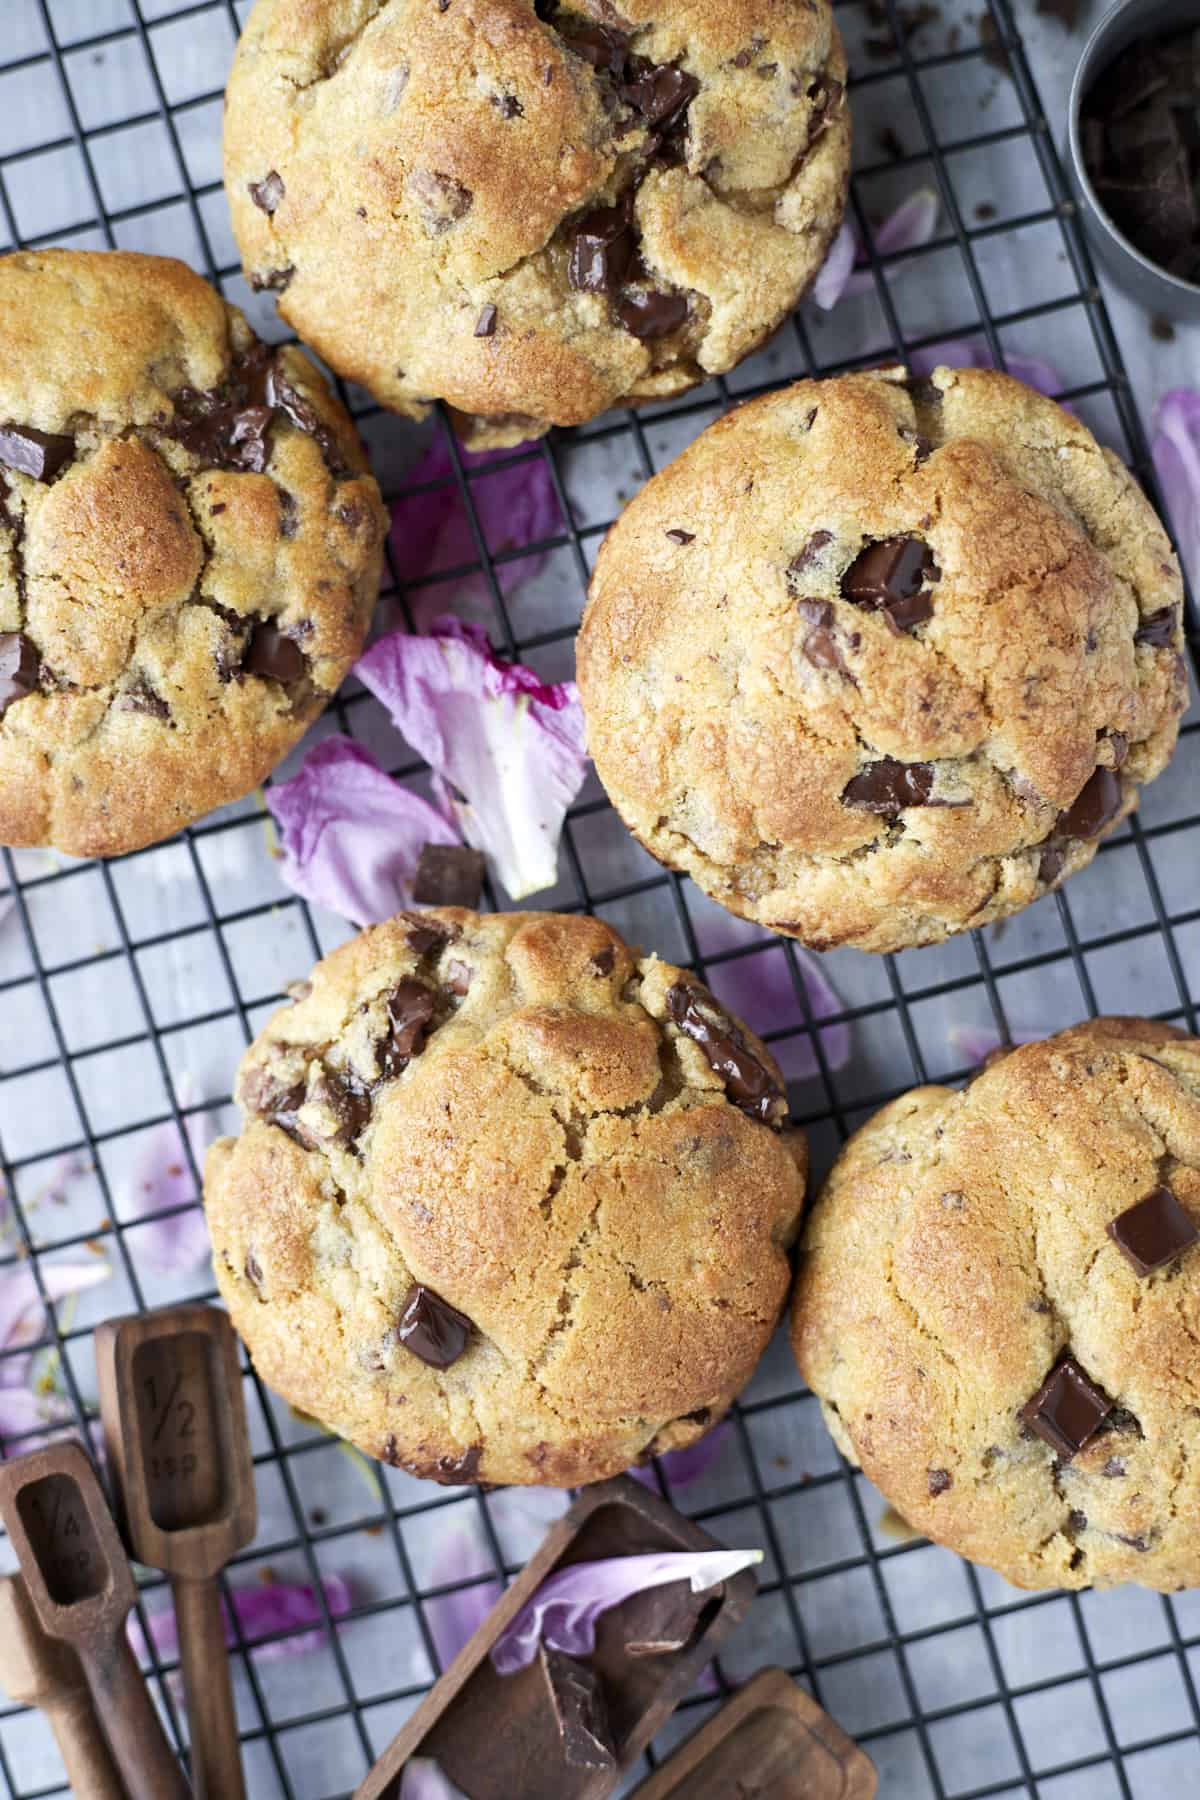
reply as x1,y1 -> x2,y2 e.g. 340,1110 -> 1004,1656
665,527 -> 695,544
474,303 -> 498,338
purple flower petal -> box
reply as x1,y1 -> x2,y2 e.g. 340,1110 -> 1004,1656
399,1758 -> 471,1800
132,1574 -> 353,1666
0,1385 -> 71,1452
1153,388 -> 1200,597
427,1525 -> 503,1666
266,735 -> 459,926
812,220 -> 857,311
126,1103 -> 215,1276
389,437 -> 563,631
706,944 -> 850,1083
490,1548 -> 762,1675
950,1024 -> 1039,1067
629,1418 -> 733,1490
356,617 -> 588,900
908,339 -> 1069,406
0,1261 -> 111,1361
841,188 -> 940,300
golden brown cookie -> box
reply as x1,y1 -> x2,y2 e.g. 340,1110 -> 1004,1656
223,0 -> 850,444
576,367 -> 1187,952
792,1019 -> 1200,1591
204,908 -> 806,1485
0,249 -> 385,857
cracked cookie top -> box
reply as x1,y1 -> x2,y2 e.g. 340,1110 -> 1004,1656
204,908 -> 806,1485
792,1018 -> 1200,1592
576,367 -> 1188,952
223,0 -> 849,444
0,249 -> 385,857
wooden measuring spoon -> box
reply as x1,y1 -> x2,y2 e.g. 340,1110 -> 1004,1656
95,1303 -> 256,1800
0,1572 -> 125,1800
0,1438 -> 191,1800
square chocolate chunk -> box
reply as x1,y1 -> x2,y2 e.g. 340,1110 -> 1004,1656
1020,1357 -> 1114,1460
1107,1184 -> 1198,1275
413,842 -> 486,908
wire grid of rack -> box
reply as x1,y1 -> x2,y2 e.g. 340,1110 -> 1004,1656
0,0 -> 1197,1795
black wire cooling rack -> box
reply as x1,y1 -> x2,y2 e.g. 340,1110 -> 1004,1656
0,1 -> 1198,1796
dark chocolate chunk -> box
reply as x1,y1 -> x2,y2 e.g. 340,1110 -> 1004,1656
615,289 -> 688,338
1134,604 -> 1178,646
1038,844 -> 1065,885
249,266 -> 295,293
788,529 -> 833,576
309,1068 -> 373,1143
119,678 -> 170,720
1020,1356 -> 1114,1460
169,342 -> 278,473
665,979 -> 786,1127
1106,730 -> 1129,768
413,842 -> 485,907
803,74 -> 844,136
474,303 -> 498,337
843,758 -> 936,812
620,60 -> 699,128
567,193 -> 635,294
409,168 -> 473,234
559,21 -> 628,75
249,170 -> 285,214
796,598 -> 850,675
665,528 -> 694,544
591,945 -> 615,975
621,1580 -> 701,1656
386,978 -> 436,1061
0,633 -> 40,716
842,535 -> 938,631
397,1282 -> 473,1367
541,1648 -> 616,1770
0,424 -> 74,482
1107,1184 -> 1198,1275
243,621 -> 306,684
927,1468 -> 953,1496
1056,766 -> 1122,839
265,364 -> 349,474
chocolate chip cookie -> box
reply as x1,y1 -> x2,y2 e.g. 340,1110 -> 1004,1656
576,367 -> 1187,952
793,1018 -> 1200,1591
223,0 -> 850,445
204,908 -> 805,1485
0,249 -> 385,857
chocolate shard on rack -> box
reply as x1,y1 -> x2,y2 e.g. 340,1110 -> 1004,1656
0,633 -> 40,716
413,842 -> 486,907
1056,765 -> 1122,839
1107,1184 -> 1198,1275
0,424 -> 74,482
665,979 -> 786,1127
843,757 -> 935,812
397,1282 -> 473,1368
1020,1356 -> 1114,1460
842,536 -> 938,632
353,1475 -> 757,1800
540,1647 -> 617,1770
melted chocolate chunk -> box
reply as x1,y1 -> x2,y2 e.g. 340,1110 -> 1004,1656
397,1282 -> 473,1367
842,535 -> 938,631
558,21 -> 629,75
665,979 -> 786,1126
243,621 -> 306,684
0,633 -> 40,716
249,266 -> 295,294
843,758 -> 936,812
1056,766 -> 1122,839
796,598 -> 851,675
1020,1356 -> 1114,1460
474,303 -> 497,337
788,529 -> 833,577
309,1068 -> 373,1144
803,73 -> 845,137
620,59 -> 699,128
119,678 -> 170,720
265,365 -> 350,474
413,842 -> 485,907
1038,845 -> 1065,885
386,978 -> 436,1061
541,1648 -> 616,1770
616,289 -> 688,338
664,527 -> 694,544
591,945 -> 616,975
0,424 -> 74,482
1107,1184 -> 1198,1275
1134,604 -> 1178,647
169,342 -> 277,473
927,1468 -> 953,1496
567,193 -> 635,294
249,170 -> 285,214
409,168 -> 473,234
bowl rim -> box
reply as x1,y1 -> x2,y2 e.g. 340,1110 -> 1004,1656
1067,0 -> 1200,300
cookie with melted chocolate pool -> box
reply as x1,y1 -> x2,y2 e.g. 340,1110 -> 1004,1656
577,366 -> 1187,952
205,908 -> 806,1486
0,249 -> 385,856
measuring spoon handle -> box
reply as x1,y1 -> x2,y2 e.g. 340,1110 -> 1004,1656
85,1630 -> 192,1800
44,1687 -> 126,1800
173,1575 -> 246,1800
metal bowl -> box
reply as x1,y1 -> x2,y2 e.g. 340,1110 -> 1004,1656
1067,0 -> 1200,321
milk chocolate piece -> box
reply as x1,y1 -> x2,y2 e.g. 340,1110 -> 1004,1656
665,980 -> 786,1126
842,536 -> 937,614
0,425 -> 74,482
413,843 -> 486,907
249,170 -> 284,214
541,1648 -> 616,1770
1020,1356 -> 1114,1460
386,979 -> 436,1060
626,1666 -> 877,1800
354,1475 -> 757,1800
397,1283 -> 473,1368
1107,1184 -> 1198,1275
843,758 -> 936,812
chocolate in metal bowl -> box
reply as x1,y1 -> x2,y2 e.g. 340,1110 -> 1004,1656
1067,0 -> 1200,320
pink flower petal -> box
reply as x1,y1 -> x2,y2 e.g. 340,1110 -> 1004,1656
812,220 -> 856,311
909,338 -> 1070,405
389,437 -> 563,631
949,1024 -> 1040,1066
0,1260 -> 111,1358
0,1385 -> 70,1453
1153,388 -> 1200,597
399,1759 -> 471,1800
427,1523 -> 503,1666
356,618 -> 588,900
127,1106 -> 215,1276
629,1419 -> 733,1490
266,735 -> 459,925
705,944 -> 850,1083
841,188 -> 940,300
132,1574 -> 353,1666
491,1548 -> 761,1675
